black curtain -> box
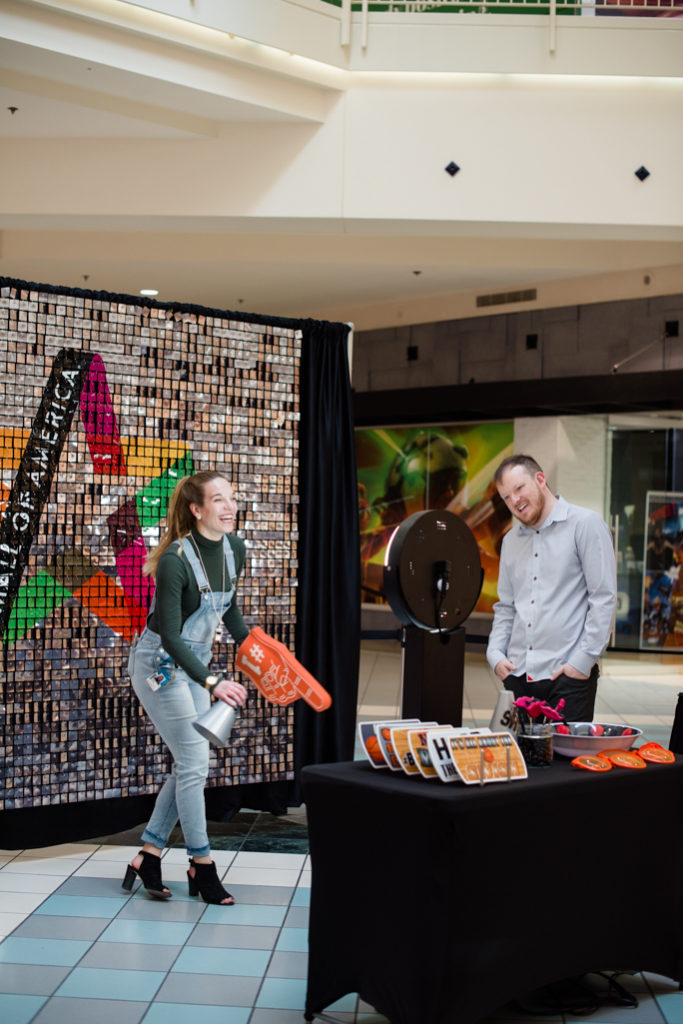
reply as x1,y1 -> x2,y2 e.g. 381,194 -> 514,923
291,320 -> 360,803
0,278 -> 360,846
670,692 -> 683,754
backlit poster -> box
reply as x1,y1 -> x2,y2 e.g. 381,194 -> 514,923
356,423 -> 514,615
641,491 -> 683,650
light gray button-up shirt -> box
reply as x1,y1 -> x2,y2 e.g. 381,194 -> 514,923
486,496 -> 616,681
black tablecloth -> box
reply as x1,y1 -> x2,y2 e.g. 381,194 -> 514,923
302,757 -> 683,1024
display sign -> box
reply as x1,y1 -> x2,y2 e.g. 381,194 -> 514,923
641,491 -> 683,650
356,423 -> 513,613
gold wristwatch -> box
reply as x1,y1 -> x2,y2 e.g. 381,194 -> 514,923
204,674 -> 223,693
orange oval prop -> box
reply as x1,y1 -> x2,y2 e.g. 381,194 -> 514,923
599,749 -> 647,768
637,743 -> 676,764
571,755 -> 612,772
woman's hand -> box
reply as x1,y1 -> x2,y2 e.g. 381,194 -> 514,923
213,678 -> 248,707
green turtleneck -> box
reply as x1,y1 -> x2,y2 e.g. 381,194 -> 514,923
146,527 -> 249,684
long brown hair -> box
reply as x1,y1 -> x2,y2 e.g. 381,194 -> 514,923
143,471 -> 230,577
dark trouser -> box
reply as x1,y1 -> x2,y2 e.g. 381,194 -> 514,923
504,664 -> 599,723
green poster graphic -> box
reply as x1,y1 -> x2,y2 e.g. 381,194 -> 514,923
356,423 -> 514,614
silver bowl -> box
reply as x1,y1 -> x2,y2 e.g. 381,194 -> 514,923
551,722 -> 642,758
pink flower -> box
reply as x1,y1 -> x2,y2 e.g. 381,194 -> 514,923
540,702 -> 565,722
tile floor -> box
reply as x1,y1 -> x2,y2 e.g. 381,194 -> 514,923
1,643 -> 682,1024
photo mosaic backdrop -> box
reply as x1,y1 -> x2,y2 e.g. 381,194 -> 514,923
0,282 -> 300,811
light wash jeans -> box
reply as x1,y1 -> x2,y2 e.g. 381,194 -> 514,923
129,584 -> 234,858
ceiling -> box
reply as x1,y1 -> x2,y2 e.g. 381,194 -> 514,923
1,0 -> 682,328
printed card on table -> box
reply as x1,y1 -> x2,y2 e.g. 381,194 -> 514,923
407,725 -> 461,778
389,722 -> 438,775
426,728 -> 492,783
448,732 -> 527,785
358,720 -> 420,769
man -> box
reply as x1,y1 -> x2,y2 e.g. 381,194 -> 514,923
486,454 -> 616,722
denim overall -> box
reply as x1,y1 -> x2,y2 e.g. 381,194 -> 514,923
129,536 -> 237,858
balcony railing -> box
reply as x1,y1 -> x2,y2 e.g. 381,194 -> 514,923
325,0 -> 681,11
324,0 -> 681,56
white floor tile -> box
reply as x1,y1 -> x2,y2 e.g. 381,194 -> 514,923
162,848 -> 236,868
0,872 -> 64,894
233,852 -> 306,870
4,859 -> 84,876
224,866 -> 301,887
0,911 -> 29,936
358,704 -> 400,716
74,860 -> 134,879
155,863 -> 192,883
16,843 -> 98,859
0,891 -> 49,913
89,845 -> 139,862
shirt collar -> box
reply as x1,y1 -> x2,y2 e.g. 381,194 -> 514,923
517,495 -> 567,534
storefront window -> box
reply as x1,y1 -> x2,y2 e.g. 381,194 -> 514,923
609,419 -> 683,651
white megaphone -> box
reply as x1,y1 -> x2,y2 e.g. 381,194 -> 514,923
489,689 -> 517,735
193,701 -> 237,747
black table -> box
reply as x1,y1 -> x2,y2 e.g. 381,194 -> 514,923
302,757 -> 683,1024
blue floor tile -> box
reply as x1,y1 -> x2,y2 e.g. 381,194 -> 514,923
291,887 -> 310,907
329,992 -> 362,1012
0,993 -> 48,1024
656,993 -> 683,1024
11,916 -> 109,941
0,963 -> 70,995
266,950 -> 308,980
99,918 -> 195,946
255,978 -> 308,1011
117,899 -> 203,923
171,945 -> 270,977
55,967 -> 166,1001
0,937 -> 92,967
275,927 -> 308,953
224,885 -> 293,907
201,903 -> 286,927
188,923 -> 279,949
34,895 -> 127,919
30,996 -> 149,1024
142,1003 -> 250,1024
79,942 -> 181,972
56,877 -> 129,898
249,1012 -> 324,1024
283,906 -> 309,928
154,972 -> 260,1006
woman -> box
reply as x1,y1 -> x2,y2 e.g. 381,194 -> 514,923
124,471 -> 249,905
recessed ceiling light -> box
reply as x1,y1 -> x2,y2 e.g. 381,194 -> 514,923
140,288 -> 159,296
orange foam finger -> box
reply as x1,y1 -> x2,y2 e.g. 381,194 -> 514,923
236,627 -> 332,712
235,634 -> 298,705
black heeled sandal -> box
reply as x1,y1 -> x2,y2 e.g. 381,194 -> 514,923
122,850 -> 172,899
187,858 -> 235,905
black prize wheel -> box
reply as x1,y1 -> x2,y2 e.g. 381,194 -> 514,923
383,509 -> 483,633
